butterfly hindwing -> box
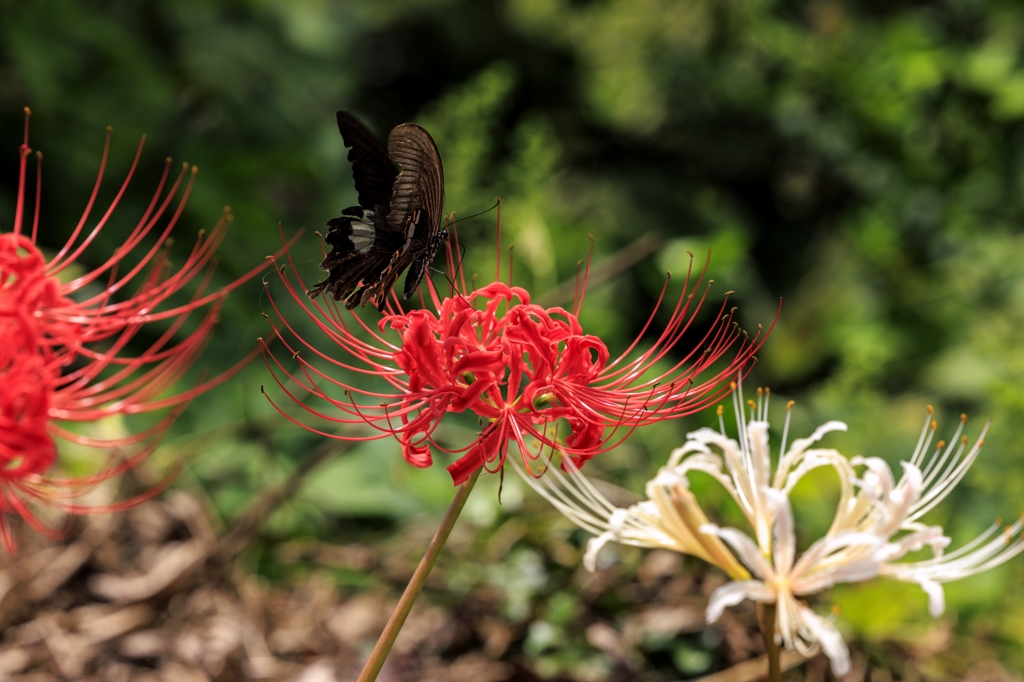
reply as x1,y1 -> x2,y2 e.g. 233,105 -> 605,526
401,211 -> 448,300
306,208 -> 397,302
308,112 -> 446,309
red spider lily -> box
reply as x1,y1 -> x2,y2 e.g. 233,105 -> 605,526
0,108 -> 277,550
261,212 -> 774,486
0,340 -> 57,481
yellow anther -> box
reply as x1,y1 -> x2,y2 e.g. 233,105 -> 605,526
786,400 -> 795,410
927,405 -> 934,415
765,387 -> 771,397
935,440 -> 945,450
961,413 -> 967,424
995,516 -> 1003,526
962,436 -> 968,446
532,392 -> 555,409
730,381 -> 737,390
717,405 -> 724,416
747,400 -> 756,410
757,387 -> 763,397
930,420 -> 937,430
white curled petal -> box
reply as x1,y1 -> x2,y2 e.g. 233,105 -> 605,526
668,440 -> 712,467
608,508 -> 629,535
650,468 -> 688,493
799,606 -> 851,677
747,421 -> 773,487
701,524 -> 774,580
853,457 -> 895,502
891,462 -> 923,511
583,533 -> 614,572
795,559 -> 881,594
919,579 -> 946,617
873,526 -> 948,563
706,580 -> 773,623
787,421 -> 848,457
685,427 -> 738,453
896,460 -> 923,491
792,531 -> 884,580
630,500 -> 659,519
784,449 -> 854,491
764,488 -> 796,574
687,426 -> 734,440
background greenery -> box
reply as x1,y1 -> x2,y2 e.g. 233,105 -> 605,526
3,0 -> 1024,678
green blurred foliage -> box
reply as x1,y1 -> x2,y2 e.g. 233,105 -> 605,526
5,0 -> 1024,677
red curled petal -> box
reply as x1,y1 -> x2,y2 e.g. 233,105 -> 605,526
447,419 -> 507,485
402,438 -> 434,468
450,349 -> 506,376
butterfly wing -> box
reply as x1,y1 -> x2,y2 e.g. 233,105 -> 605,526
335,111 -> 396,209
307,113 -> 407,304
307,115 -> 445,308
385,124 -> 445,299
305,207 -> 401,306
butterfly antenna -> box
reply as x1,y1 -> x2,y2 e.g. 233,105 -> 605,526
447,199 -> 500,225
430,201 -> 496,290
495,197 -> 502,283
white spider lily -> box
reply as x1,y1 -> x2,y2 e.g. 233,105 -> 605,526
703,489 -> 881,676
515,384 -> 1024,676
704,478 -> 1024,675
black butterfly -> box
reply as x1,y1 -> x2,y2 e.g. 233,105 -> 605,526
306,111 -> 446,309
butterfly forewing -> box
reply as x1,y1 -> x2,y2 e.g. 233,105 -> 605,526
335,112 -> 395,210
386,124 -> 445,244
383,124 -> 446,302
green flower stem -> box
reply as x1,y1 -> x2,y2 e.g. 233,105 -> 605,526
357,467 -> 482,682
757,602 -> 783,682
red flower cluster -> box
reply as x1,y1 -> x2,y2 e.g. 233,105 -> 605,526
0,109 -> 270,550
262,219 -> 773,485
